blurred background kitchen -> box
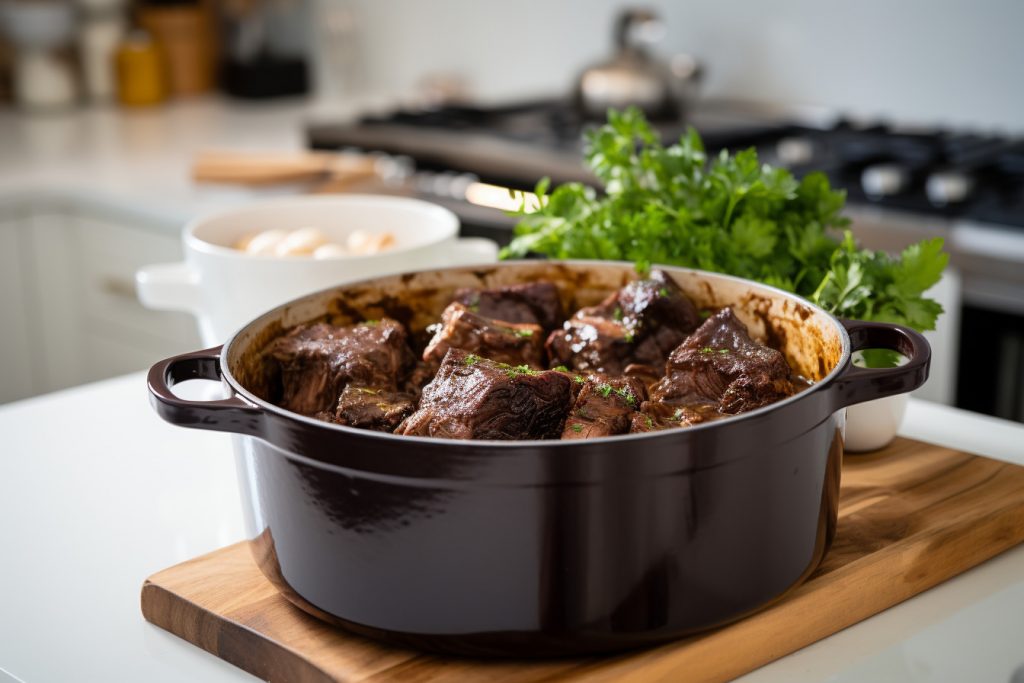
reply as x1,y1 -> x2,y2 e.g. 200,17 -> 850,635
0,0 -> 1022,422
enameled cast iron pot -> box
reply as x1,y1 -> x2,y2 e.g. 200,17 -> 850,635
148,261 -> 930,657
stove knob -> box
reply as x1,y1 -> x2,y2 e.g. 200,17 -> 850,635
925,170 -> 973,206
861,163 -> 908,198
775,137 -> 814,166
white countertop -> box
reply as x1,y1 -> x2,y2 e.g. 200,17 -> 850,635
0,98 -> 331,227
0,373 -> 1022,683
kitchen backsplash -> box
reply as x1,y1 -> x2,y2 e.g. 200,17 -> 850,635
315,0 -> 1024,132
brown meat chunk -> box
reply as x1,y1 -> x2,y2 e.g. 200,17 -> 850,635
266,319 -> 415,415
546,269 -> 701,375
423,302 -> 545,368
546,315 -> 632,375
562,376 -> 648,440
396,348 -> 574,440
329,386 -> 416,432
650,308 -> 798,414
453,282 -> 564,331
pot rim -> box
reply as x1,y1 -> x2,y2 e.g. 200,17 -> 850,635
218,259 -> 853,448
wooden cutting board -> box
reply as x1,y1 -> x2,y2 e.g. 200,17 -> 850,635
141,438 -> 1024,683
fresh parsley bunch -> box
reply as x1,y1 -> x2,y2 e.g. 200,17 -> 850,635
502,108 -> 948,358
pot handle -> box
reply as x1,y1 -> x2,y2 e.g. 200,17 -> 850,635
136,261 -> 203,314
831,319 -> 931,409
147,346 -> 265,437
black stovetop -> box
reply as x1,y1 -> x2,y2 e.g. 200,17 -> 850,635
307,98 -> 1024,229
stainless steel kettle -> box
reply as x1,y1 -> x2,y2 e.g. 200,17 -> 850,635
575,8 -> 701,121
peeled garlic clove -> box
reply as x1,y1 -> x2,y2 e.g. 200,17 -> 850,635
245,229 -> 288,255
275,227 -> 329,256
370,233 -> 396,253
346,230 -> 372,254
347,230 -> 396,254
313,243 -> 348,259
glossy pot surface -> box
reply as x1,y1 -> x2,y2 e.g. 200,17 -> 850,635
148,261 -> 930,656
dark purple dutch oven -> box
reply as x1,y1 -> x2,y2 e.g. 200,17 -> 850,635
147,261 -> 929,657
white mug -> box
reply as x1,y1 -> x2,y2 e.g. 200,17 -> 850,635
137,195 -> 498,345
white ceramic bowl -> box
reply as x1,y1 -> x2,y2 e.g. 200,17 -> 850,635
844,393 -> 910,453
136,195 -> 497,345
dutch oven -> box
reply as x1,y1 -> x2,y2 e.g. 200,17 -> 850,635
147,261 -> 930,657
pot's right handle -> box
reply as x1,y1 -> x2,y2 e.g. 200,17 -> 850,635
831,319 -> 931,408
147,346 -> 265,437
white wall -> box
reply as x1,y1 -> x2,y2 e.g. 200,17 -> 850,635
319,0 -> 1024,131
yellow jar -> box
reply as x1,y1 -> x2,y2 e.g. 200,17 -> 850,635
115,30 -> 167,107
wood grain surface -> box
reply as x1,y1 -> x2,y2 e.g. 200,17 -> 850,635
141,438 -> 1024,683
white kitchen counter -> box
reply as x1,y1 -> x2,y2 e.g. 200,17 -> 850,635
0,374 -> 1022,683
0,97 -> 334,227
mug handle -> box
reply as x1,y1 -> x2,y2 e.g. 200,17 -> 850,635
147,346 -> 265,437
831,319 -> 931,409
136,262 -> 203,313
446,237 -> 499,266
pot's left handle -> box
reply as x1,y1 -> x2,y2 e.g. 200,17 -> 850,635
831,319 -> 931,409
147,346 -> 265,437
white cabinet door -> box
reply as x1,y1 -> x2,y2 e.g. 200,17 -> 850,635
0,214 -> 36,403
19,207 -> 202,394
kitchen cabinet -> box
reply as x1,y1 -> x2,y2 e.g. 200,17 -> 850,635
0,209 -> 36,403
0,199 -> 200,403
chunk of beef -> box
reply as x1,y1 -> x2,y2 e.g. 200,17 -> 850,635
453,282 -> 564,331
266,319 -> 415,415
396,348 -> 574,440
546,314 -> 632,375
562,376 -> 648,440
423,302 -> 545,368
650,308 -> 798,414
629,401 -> 724,433
546,269 -> 701,375
616,269 -> 702,365
330,385 -> 416,432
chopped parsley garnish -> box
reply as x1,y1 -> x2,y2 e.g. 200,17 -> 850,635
514,328 -> 534,338
658,287 -> 670,297
354,387 -> 380,395
504,364 -> 539,378
623,330 -> 635,343
571,423 -> 584,433
463,353 -> 481,366
553,365 -> 569,372
362,319 -> 379,326
699,347 -> 715,354
718,348 -> 731,354
699,310 -> 712,319
612,307 -> 623,321
645,415 -> 654,428
573,375 -> 585,384
596,384 -> 614,398
672,408 -> 684,421
613,386 -> 638,407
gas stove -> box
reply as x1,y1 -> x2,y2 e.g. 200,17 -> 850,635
307,98 -> 1024,230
